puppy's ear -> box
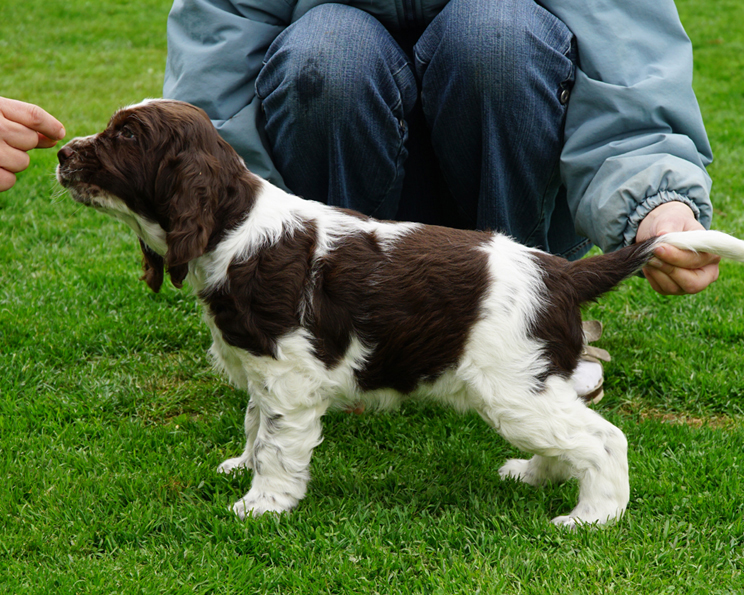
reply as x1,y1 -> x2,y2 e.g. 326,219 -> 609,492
138,238 -> 164,293
159,152 -> 217,288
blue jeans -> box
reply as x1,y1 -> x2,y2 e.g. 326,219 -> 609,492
256,0 -> 590,259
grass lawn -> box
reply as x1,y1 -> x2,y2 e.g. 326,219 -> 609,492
1,0 -> 743,592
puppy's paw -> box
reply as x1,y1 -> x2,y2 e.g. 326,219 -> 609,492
498,458 -> 545,487
551,502 -> 624,528
217,455 -> 252,475
498,458 -> 529,480
551,515 -> 581,530
232,490 -> 297,519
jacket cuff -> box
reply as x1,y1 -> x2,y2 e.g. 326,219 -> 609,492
621,191 -> 702,247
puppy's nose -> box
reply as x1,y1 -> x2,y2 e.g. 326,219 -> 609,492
57,145 -> 75,166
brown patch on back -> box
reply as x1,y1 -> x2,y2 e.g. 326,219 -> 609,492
313,225 -> 492,393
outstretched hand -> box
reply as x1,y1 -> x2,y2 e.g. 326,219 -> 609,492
0,97 -> 66,191
636,201 -> 720,295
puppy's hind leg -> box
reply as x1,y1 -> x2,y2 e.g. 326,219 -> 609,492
232,397 -> 329,519
217,398 -> 260,474
484,377 -> 629,527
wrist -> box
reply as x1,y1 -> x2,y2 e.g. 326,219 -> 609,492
633,196 -> 700,244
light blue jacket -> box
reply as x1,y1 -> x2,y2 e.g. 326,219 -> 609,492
163,0 -> 713,253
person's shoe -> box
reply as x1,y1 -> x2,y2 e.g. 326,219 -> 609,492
572,320 -> 611,404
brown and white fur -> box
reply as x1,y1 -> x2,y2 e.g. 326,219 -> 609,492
56,99 -> 744,527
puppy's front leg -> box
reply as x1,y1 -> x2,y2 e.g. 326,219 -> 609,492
217,399 -> 260,474
232,399 -> 328,518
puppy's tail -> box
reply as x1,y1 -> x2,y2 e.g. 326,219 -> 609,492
567,230 -> 744,305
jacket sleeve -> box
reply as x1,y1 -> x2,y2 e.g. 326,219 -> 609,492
540,0 -> 713,253
163,0 -> 292,189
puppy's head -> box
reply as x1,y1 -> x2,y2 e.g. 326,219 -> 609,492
56,99 -> 252,291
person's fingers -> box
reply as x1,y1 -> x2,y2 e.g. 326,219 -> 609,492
645,243 -> 721,295
672,262 -> 720,294
35,132 -> 60,149
0,97 -> 65,141
653,244 -> 721,269
0,143 -> 31,173
0,168 -> 17,192
643,266 -> 684,295
645,260 -> 719,295
0,99 -> 64,191
644,273 -> 663,294
0,117 -> 42,151
635,202 -> 720,296
646,256 -> 676,277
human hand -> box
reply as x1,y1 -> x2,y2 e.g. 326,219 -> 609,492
0,97 -> 66,191
636,201 -> 720,295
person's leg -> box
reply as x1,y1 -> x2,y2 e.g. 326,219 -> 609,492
256,4 -> 418,219
414,0 -> 589,258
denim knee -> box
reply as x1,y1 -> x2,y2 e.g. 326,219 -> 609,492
411,0 -> 578,247
255,4 -> 418,215
257,5 -> 416,130
415,0 -> 575,104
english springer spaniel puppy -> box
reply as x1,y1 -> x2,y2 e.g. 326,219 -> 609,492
56,99 -> 744,527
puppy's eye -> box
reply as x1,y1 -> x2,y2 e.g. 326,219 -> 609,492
119,126 -> 136,140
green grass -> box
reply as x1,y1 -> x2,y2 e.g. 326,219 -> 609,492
1,1 -> 743,592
